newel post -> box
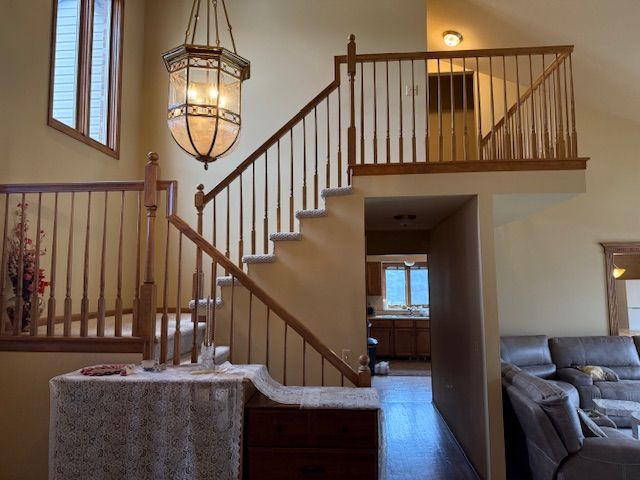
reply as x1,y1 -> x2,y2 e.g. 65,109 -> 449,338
357,354 -> 371,387
190,184 -> 205,362
140,152 -> 159,359
347,34 -> 357,182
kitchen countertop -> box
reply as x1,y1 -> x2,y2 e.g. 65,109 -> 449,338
368,315 -> 430,320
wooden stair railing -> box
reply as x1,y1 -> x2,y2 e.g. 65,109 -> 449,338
197,38 -> 585,273
139,156 -> 369,387
0,179 -> 171,352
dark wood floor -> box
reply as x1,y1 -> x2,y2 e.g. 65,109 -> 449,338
373,375 -> 479,480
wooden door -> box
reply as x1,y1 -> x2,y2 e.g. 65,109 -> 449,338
394,326 -> 415,357
370,326 -> 392,357
416,327 -> 431,358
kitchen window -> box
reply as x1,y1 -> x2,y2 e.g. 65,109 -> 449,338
383,263 -> 429,309
48,0 -> 124,157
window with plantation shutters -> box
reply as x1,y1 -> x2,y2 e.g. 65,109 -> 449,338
48,0 -> 123,158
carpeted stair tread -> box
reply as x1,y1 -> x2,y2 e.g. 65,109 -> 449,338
242,254 -> 276,264
321,186 -> 353,198
295,209 -> 327,219
216,276 -> 242,287
270,232 -> 302,242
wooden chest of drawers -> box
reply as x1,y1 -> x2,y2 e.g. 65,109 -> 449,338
244,392 -> 379,479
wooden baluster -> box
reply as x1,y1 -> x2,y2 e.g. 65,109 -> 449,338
140,152 -> 159,360
325,97 -> 331,188
562,58 -> 571,157
450,59 -> 456,162
173,232 -> 183,365
411,60 -> 417,162
283,323 -> 287,385
97,191 -> 108,336
372,62 -> 378,164
29,193 -> 43,336
398,60 -> 404,163
251,163 -> 256,254
80,192 -> 91,337
554,54 -> 566,159
425,58 -> 430,162
462,57 -> 468,161
229,275 -> 235,361
347,34 -> 356,180
14,195 -> 26,335
225,185 -> 231,261
132,191 -> 142,335
63,192 -> 75,335
114,191 -> 124,336
46,193 -> 58,336
437,59 -> 443,161
515,56 -> 524,159
337,86 -> 343,187
238,172 -> 244,266
302,117 -> 308,210
528,54 -> 538,159
302,339 -> 307,386
541,55 -> 550,157
385,60 -> 391,163
247,292 -> 253,363
321,357 -> 325,386
264,152 -> 269,253
341,374 -> 345,387
265,307 -> 270,369
314,106 -> 319,209
0,194 -> 8,335
549,61 -> 558,158
277,139 -> 282,232
289,130 -> 294,231
488,57 -> 497,159
359,62 -> 365,165
160,218 -> 170,363
502,56 -> 511,160
475,57 -> 483,160
192,184 -> 205,362
209,262 -> 217,359
568,54 -> 577,157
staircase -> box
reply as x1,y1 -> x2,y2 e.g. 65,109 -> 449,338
0,37 -> 586,390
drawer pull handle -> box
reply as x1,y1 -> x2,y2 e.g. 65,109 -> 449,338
300,465 -> 326,476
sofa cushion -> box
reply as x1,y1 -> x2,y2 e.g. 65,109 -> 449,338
501,361 -> 522,383
595,380 -> 640,403
501,335 -> 556,378
512,371 -> 584,454
549,336 -> 640,375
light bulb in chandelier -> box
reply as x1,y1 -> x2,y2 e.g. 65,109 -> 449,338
163,0 -> 250,170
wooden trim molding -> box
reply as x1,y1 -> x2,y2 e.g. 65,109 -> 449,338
350,158 -> 588,176
0,336 -> 144,353
601,242 -> 640,336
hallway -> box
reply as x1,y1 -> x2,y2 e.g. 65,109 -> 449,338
374,374 -> 479,480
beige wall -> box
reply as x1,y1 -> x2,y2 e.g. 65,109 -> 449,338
429,197 -> 486,478
365,230 -> 430,255
495,105 -> 640,337
0,351 -> 142,480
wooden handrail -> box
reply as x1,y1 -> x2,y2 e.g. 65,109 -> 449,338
0,180 -> 172,193
167,213 -> 363,386
202,78 -> 341,204
480,50 -> 571,146
334,45 -> 574,64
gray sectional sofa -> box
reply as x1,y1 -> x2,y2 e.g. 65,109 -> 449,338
501,335 -> 640,479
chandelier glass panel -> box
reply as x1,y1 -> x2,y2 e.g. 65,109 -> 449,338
163,0 -> 250,169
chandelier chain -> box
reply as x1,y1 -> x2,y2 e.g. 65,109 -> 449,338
184,0 -> 236,51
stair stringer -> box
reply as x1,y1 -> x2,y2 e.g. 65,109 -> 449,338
215,190 -> 367,386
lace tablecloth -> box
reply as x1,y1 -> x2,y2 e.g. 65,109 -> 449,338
49,363 -> 380,480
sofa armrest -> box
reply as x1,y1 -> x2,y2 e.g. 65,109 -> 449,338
558,438 -> 640,479
557,368 -> 593,387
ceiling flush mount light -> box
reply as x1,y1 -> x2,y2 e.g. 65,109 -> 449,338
442,30 -> 463,48
163,0 -> 250,170
393,214 -> 417,228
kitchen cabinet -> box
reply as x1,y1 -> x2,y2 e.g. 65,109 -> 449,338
366,262 -> 382,296
369,317 -> 430,359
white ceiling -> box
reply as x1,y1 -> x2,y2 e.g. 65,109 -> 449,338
427,0 -> 640,124
365,195 -> 472,231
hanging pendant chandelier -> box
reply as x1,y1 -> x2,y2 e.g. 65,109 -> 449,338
163,0 -> 250,170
